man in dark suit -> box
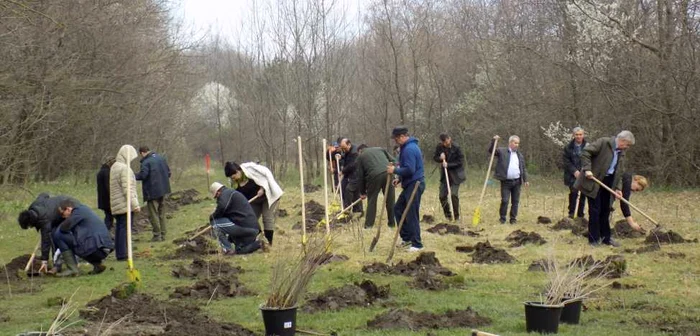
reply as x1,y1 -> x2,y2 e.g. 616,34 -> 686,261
562,127 -> 587,218
433,133 -> 466,221
489,135 -> 529,224
574,131 -> 635,247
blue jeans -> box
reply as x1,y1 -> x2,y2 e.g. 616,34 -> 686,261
53,230 -> 77,253
394,180 -> 425,248
210,218 -> 260,254
114,214 -> 133,260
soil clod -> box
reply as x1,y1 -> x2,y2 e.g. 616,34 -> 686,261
455,245 -> 474,253
471,241 -> 515,264
362,252 -> 454,276
2,254 -> 42,281
644,229 -> 696,245
527,259 -> 548,272
426,223 -> 461,235
169,236 -> 218,259
276,208 -> 288,217
171,277 -> 252,300
80,290 -> 256,336
367,308 -> 491,330
537,216 -> 552,224
172,257 -> 243,279
304,280 -> 389,313
552,217 -> 589,237
421,215 -> 435,224
611,281 -> 643,290
304,184 -> 322,193
505,230 -> 547,247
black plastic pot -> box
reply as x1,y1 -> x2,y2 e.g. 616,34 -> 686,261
524,301 -> 564,334
260,305 -> 297,336
560,298 -> 583,324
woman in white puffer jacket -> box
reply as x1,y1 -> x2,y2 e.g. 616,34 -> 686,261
109,145 -> 141,261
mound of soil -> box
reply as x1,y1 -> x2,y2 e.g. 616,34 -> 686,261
276,208 -> 288,217
293,200 -> 333,232
410,269 -> 449,291
552,217 -> 589,236
172,257 -> 243,279
527,259 -> 548,272
613,220 -> 646,239
169,236 -> 218,259
2,254 -> 43,281
362,252 -> 454,277
598,255 -> 627,278
421,215 -> 435,224
81,290 -> 255,336
304,184 -> 322,193
471,241 -> 515,264
426,223 -> 462,235
166,189 -> 202,210
171,277 -> 252,300
367,307 -> 491,330
667,252 -> 686,259
611,281 -> 643,290
304,280 -> 389,313
505,230 -> 547,247
644,229 -> 697,245
537,216 -> 552,224
625,244 -> 661,254
455,245 -> 474,253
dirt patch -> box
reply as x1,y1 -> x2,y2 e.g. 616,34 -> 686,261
304,280 -> 389,313
598,255 -> 627,278
168,236 -> 218,259
455,245 -> 474,253
1,254 -> 43,281
293,200 -> 331,232
80,289 -> 255,336
613,220 -> 646,239
319,254 -> 350,265
505,230 -> 547,247
172,257 -> 243,279
276,208 -> 288,217
537,216 -> 552,224
421,215 -> 435,224
471,241 -> 515,264
527,259 -> 548,272
426,223 -> 462,235
166,189 -> 202,210
644,229 -> 697,245
367,307 -> 491,330
304,184 -> 322,193
625,244 -> 661,254
171,277 -> 252,300
667,252 -> 686,259
633,314 -> 700,335
362,252 -> 454,277
611,281 -> 643,290
409,269 -> 460,291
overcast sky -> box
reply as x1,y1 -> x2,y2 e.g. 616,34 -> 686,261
173,0 -> 368,46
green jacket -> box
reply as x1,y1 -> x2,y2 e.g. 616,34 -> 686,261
574,136 -> 627,198
354,147 -> 395,194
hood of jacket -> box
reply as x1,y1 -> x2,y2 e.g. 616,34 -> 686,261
116,145 -> 137,165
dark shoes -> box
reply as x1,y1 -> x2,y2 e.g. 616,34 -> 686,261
150,235 -> 166,242
510,218 -> 517,225
499,218 -> 506,224
89,263 -> 107,275
602,239 -> 621,247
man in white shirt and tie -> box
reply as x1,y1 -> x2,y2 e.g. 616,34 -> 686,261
488,135 -> 529,224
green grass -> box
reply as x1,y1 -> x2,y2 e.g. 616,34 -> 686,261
0,168 -> 698,335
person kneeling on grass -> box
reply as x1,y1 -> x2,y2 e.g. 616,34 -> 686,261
53,200 -> 114,277
209,182 -> 262,255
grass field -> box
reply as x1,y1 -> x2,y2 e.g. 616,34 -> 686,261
0,167 -> 698,335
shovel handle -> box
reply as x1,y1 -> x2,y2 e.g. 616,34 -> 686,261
24,238 -> 42,272
191,195 -> 262,241
443,159 -> 456,222
387,181 -> 421,263
472,330 -> 500,336
590,176 -> 659,226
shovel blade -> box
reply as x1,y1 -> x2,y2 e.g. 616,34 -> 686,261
369,236 -> 379,252
472,208 -> 481,226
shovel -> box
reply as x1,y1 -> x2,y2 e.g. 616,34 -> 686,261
24,238 -> 42,276
322,139 -> 332,251
473,137 -> 498,226
387,181 -> 421,264
298,136 -> 308,252
369,174 -> 393,252
125,149 -> 141,285
443,159 -> 456,222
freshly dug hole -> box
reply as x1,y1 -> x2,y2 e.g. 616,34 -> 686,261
170,277 -> 252,300
303,280 -> 389,313
644,229 -> 697,244
171,257 -> 244,279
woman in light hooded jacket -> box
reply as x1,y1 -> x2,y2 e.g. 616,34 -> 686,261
110,145 -> 140,261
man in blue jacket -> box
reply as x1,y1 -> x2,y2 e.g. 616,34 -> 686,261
135,146 -> 171,242
387,126 -> 425,251
54,200 -> 114,277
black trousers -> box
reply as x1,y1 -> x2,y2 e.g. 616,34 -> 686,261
568,186 -> 586,218
587,174 -> 614,244
439,182 -> 460,220
499,179 -> 522,221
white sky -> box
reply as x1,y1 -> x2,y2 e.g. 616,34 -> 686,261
173,0 -> 368,46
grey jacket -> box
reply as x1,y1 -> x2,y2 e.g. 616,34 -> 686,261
573,136 -> 627,199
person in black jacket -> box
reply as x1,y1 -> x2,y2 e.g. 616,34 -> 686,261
339,137 -> 363,215
489,135 -> 529,224
563,127 -> 587,218
209,182 -> 261,255
54,200 -> 114,277
135,146 -> 171,242
96,156 -> 116,230
18,194 -> 81,273
433,133 -> 466,221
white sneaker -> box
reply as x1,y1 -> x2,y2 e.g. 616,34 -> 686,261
396,241 -> 411,248
407,246 -> 424,252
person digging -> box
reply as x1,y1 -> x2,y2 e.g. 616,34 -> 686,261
53,199 -> 114,277
209,182 -> 262,255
